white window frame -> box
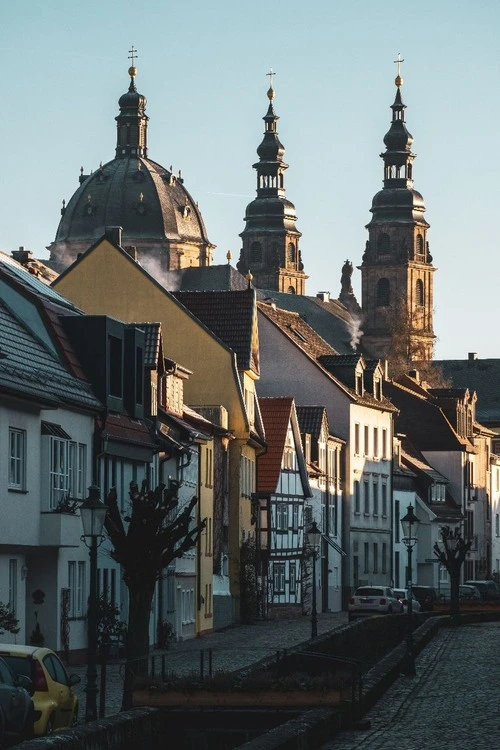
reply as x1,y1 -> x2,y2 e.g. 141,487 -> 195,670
289,564 -> 297,595
9,428 -> 26,490
8,559 -> 17,616
68,561 -> 86,618
276,503 -> 288,531
50,437 -> 87,508
273,563 -> 285,593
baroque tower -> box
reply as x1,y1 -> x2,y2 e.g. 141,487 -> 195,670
238,73 -> 307,294
360,59 -> 435,361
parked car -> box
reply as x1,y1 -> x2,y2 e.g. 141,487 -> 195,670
348,586 -> 403,621
411,585 -> 439,612
459,584 -> 481,600
464,580 -> 499,601
394,589 -> 421,614
0,655 -> 37,746
0,645 -> 80,736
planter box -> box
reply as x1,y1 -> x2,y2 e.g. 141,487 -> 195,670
132,688 -> 345,709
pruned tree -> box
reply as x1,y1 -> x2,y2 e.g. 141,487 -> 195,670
104,480 -> 206,709
433,525 -> 472,625
0,602 -> 19,635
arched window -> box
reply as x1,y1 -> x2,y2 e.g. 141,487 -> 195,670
287,242 -> 296,265
416,279 -> 424,306
416,234 -> 424,256
287,286 -> 296,294
250,241 -> 262,264
377,278 -> 390,307
377,233 -> 390,255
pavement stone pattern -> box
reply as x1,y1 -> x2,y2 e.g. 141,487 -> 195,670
71,612 -> 348,719
319,621 -> 500,749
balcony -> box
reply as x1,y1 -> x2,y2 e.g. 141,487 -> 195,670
40,511 -> 82,547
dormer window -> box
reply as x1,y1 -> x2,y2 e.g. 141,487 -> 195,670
430,483 -> 446,503
355,370 -> 364,395
373,376 -> 382,400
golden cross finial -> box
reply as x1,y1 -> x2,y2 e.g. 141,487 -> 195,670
266,68 -> 276,100
128,46 -> 138,66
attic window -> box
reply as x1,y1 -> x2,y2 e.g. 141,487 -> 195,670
182,204 -> 191,219
290,326 -> 307,343
430,483 -> 446,503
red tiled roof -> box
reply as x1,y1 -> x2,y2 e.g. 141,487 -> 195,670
258,397 -> 294,494
98,413 -> 156,447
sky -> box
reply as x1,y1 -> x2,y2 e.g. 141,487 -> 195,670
1,0 -> 500,360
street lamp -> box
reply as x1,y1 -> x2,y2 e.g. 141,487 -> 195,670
80,485 -> 107,723
306,521 -> 321,639
401,504 -> 420,676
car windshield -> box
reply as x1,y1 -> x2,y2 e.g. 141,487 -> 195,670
355,588 -> 384,596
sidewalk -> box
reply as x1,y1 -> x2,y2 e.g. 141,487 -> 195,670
72,611 -> 348,718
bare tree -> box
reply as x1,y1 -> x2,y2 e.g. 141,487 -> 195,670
433,525 -> 472,625
104,480 -> 206,709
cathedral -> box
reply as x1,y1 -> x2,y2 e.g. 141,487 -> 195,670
46,56 -> 435,362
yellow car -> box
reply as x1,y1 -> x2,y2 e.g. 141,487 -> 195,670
0,645 -> 80,735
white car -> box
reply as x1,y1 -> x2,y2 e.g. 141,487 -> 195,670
394,588 -> 422,614
348,586 -> 403,621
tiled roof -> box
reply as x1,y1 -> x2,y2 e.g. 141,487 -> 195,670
0,300 -> 101,411
434,357 -> 500,425
386,381 -> 471,452
256,289 -> 356,354
174,289 -> 259,374
0,251 -> 78,311
320,354 -> 362,367
258,397 -> 294,494
163,264 -> 249,292
135,322 -> 162,368
98,413 -> 155,447
295,406 -> 327,440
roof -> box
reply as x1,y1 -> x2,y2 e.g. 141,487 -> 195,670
435,357 -> 500,426
163,264 -> 249,292
174,289 -> 259,374
386,380 -> 472,453
0,251 -> 79,312
135,322 -> 162,368
295,405 -> 327,440
258,397 -> 295,493
98,413 -> 156,448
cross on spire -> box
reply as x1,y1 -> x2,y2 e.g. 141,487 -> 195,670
129,46 -> 138,66
393,52 -> 404,78
266,68 -> 275,89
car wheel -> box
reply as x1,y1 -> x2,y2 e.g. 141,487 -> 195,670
45,714 -> 55,735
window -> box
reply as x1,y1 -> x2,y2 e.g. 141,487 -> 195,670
68,561 -> 86,618
273,563 -> 285,593
373,428 -> 379,458
465,510 -> 474,540
364,481 -> 370,515
395,500 -> 400,542
363,543 -> 369,574
283,425 -> 296,470
287,242 -> 296,265
430,483 -> 446,503
8,428 -> 26,490
382,543 -> 387,574
416,234 -> 424,256
373,481 -> 379,516
416,279 -> 424,307
377,278 -> 390,307
382,484 -> 388,517
373,543 -> 378,573
364,426 -> 369,457
276,504 -> 288,531
354,481 -> 360,514
496,514 -> 500,538
289,565 -> 297,595
292,504 -> 299,531
8,560 -> 17,616
382,429 -> 388,459
240,456 -> 255,498
354,423 -> 360,455
439,565 -> 449,583
49,438 -> 87,508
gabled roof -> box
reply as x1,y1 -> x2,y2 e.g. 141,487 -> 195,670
295,405 -> 327,440
258,397 -> 295,493
174,289 -> 259,374
434,356 -> 500,426
386,380 -> 473,453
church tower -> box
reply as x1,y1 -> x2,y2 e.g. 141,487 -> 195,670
238,74 -> 307,294
360,58 -> 435,361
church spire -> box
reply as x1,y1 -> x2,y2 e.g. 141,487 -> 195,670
360,57 -> 436,362
115,47 -> 149,158
238,73 -> 306,295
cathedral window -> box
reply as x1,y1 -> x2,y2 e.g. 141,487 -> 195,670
287,286 -> 296,294
376,278 -> 390,307
416,234 -> 424,257
287,242 -> 296,266
377,233 -> 390,255
416,279 -> 424,306
250,241 -> 263,264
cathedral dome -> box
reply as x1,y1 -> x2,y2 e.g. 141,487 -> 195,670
48,61 -> 213,273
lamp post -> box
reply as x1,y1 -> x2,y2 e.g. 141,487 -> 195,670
401,504 -> 420,676
80,485 -> 107,723
306,521 -> 321,639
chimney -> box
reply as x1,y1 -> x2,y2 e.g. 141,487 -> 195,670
12,247 -> 32,265
408,369 -> 420,383
468,352 -> 478,363
125,245 -> 138,262
316,291 -> 330,303
104,226 -> 123,247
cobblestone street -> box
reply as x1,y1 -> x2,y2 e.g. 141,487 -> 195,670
320,621 -> 500,749
71,611 -> 348,718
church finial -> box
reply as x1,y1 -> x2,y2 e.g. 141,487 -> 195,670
128,45 -> 138,83
266,68 -> 276,101
394,52 -> 404,88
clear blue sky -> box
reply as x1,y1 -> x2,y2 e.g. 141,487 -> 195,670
2,0 -> 499,359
